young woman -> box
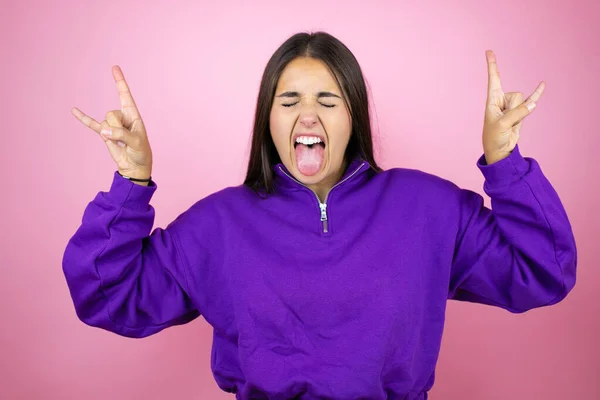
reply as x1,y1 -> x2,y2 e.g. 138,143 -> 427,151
63,31 -> 577,399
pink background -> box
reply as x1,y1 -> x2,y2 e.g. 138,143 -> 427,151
1,0 -> 598,398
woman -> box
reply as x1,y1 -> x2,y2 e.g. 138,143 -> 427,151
63,31 -> 577,399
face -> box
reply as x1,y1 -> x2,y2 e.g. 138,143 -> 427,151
270,57 -> 352,196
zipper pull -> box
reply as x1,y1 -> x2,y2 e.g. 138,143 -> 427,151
319,203 -> 328,233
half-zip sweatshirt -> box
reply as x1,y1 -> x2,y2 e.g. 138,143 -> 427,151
62,145 -> 577,399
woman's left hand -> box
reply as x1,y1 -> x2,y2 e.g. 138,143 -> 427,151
482,50 -> 545,165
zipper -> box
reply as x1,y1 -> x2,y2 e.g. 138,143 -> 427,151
278,161 -> 366,233
319,203 -> 328,233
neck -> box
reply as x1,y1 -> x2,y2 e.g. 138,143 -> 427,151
307,158 -> 348,203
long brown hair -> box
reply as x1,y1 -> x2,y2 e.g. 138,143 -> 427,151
243,31 -> 382,195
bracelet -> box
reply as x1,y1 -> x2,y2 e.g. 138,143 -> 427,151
117,171 -> 152,182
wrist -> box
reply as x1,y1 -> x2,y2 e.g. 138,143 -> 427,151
117,170 -> 152,185
484,150 -> 511,165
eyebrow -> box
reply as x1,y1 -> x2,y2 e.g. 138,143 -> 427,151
275,91 -> 342,99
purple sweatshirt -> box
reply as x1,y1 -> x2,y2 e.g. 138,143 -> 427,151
62,145 -> 576,399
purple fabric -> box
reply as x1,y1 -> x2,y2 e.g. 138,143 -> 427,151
62,145 -> 577,399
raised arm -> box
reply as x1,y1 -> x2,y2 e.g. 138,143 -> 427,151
448,146 -> 577,312
449,51 -> 576,311
64,65 -> 199,337
62,174 -> 200,337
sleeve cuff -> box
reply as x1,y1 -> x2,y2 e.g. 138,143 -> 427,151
476,144 -> 530,186
104,170 -> 158,211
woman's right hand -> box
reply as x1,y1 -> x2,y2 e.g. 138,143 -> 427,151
71,65 -> 153,180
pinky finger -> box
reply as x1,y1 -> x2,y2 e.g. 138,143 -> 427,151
72,107 -> 101,134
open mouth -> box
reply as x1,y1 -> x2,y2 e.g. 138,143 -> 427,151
293,136 -> 327,176
293,141 -> 326,149
292,134 -> 327,149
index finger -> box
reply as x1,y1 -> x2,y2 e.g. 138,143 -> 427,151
486,50 -> 503,95
112,65 -> 141,118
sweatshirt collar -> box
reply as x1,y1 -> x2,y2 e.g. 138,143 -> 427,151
273,155 -> 371,193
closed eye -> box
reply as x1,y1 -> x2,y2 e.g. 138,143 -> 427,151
282,102 -> 336,108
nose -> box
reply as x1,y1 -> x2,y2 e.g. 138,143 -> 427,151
299,107 -> 319,129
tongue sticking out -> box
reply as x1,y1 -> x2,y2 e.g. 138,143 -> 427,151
295,143 -> 325,176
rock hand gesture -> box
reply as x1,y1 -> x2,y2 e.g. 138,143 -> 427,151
482,50 -> 546,165
71,66 -> 153,183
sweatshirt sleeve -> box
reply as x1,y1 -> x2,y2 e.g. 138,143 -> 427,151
62,171 -> 201,338
448,145 -> 577,313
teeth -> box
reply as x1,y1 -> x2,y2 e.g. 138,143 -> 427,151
295,136 -> 323,145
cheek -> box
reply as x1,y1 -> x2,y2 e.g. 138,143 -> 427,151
269,112 -> 283,140
269,111 -> 292,149
325,110 -> 352,144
